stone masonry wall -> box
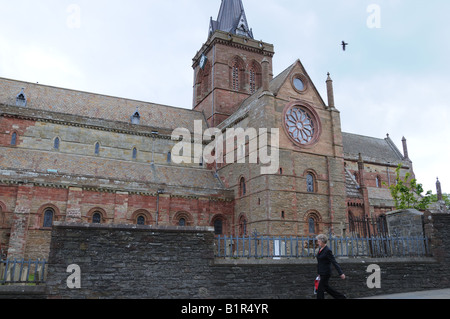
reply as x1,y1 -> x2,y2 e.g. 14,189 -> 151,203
44,213 -> 450,299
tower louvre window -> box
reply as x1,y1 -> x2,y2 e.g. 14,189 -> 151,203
250,68 -> 256,93
232,64 -> 239,91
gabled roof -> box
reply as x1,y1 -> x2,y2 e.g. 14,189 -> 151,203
209,0 -> 253,39
342,132 -> 406,165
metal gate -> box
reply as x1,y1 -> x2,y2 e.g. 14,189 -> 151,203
348,215 -> 388,237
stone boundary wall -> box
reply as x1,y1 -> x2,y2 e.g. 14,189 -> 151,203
38,213 -> 450,299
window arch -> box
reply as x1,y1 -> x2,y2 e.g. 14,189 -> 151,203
132,147 -> 138,160
131,210 -> 152,226
196,61 -> 211,102
304,211 -> 322,235
230,56 -> 245,92
173,211 -> 193,227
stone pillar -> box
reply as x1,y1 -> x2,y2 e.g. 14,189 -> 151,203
358,153 -> 371,218
261,58 -> 270,92
436,178 -> 443,201
326,73 -> 335,108
66,187 -> 83,223
7,184 -> 33,259
114,191 -> 129,224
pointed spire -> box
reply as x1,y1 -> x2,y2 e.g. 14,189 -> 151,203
209,0 -> 253,39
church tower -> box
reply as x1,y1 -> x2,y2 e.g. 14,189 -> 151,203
192,0 -> 275,127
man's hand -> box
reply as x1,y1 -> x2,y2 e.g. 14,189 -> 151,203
340,274 -> 346,280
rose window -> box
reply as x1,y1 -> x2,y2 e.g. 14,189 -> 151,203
284,106 -> 317,146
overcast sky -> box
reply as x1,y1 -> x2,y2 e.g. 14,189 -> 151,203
0,0 -> 448,194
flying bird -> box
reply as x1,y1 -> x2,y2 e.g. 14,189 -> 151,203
342,41 -> 348,51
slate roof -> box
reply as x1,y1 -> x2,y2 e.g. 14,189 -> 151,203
0,77 -> 207,132
342,132 -> 406,165
209,0 -> 253,39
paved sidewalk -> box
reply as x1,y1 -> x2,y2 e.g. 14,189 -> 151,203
360,288 -> 450,299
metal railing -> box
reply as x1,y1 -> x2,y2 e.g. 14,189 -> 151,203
215,235 -> 431,259
0,259 -> 47,285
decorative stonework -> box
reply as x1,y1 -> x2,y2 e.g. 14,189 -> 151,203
283,102 -> 321,147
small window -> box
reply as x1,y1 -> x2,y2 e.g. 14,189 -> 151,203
95,142 -> 100,155
308,217 -> 315,234
54,137 -> 60,150
131,111 -> 141,125
240,177 -> 246,196
179,218 -> 186,227
132,148 -> 138,160
307,173 -> 315,193
92,212 -> 101,224
16,89 -> 27,107
214,219 -> 223,235
376,176 -> 381,188
167,151 -> 172,163
11,132 -> 17,146
43,209 -> 54,228
137,215 -> 145,225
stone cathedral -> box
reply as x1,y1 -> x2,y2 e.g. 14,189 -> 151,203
0,0 -> 413,260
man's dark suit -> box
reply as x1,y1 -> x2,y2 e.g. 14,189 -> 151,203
316,245 -> 346,299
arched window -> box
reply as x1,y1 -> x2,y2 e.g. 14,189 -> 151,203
308,217 -> 315,234
239,215 -> 248,236
54,137 -> 60,150
94,142 -> 100,155
305,211 -> 321,235
92,212 -> 102,224
43,208 -> 54,228
11,132 -> 17,146
249,61 -> 261,94
137,215 -> 145,225
132,147 -> 138,160
239,177 -> 246,196
307,173 -> 315,193
214,219 -> 223,235
179,218 -> 186,227
167,151 -> 172,163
